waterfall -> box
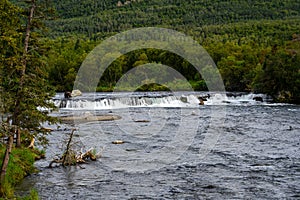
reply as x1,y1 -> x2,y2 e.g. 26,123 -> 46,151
52,92 -> 270,110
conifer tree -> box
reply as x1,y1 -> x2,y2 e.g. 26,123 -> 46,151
0,0 -> 57,192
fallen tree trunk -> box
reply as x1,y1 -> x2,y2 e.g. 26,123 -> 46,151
61,129 -> 75,166
49,129 -> 100,168
49,148 -> 99,168
28,138 -> 35,149
0,134 -> 14,186
75,148 -> 97,163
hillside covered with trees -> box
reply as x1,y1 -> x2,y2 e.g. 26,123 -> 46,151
47,0 -> 300,37
10,0 -> 300,103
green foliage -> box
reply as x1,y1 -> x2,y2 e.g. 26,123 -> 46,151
0,0 -> 23,115
212,41 -> 261,91
253,40 -> 300,103
9,0 -> 299,103
45,37 -> 96,91
46,36 -> 300,104
136,83 -> 170,92
0,0 -> 58,145
0,0 -> 56,197
0,147 -> 37,198
189,80 -> 208,91
32,0 -> 300,37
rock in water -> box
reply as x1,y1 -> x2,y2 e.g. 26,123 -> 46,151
60,115 -> 122,123
112,140 -> 125,144
134,119 -> 150,123
71,89 -> 82,97
180,95 -> 188,103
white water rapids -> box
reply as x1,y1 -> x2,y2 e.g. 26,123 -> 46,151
53,92 -> 269,110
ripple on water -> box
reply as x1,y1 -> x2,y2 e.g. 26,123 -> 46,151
15,104 -> 300,199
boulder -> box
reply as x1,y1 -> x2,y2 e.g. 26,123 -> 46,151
71,89 -> 82,97
60,114 -> 121,123
134,119 -> 150,123
112,140 -> 125,144
180,95 -> 188,103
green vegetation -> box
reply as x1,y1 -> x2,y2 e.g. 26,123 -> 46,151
25,0 -> 298,103
0,0 -> 57,198
253,39 -> 300,103
44,33 -> 300,103
43,0 -> 300,38
0,145 -> 41,199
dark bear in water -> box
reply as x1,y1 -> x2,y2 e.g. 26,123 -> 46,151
253,96 -> 263,102
64,91 -> 72,98
198,97 -> 206,105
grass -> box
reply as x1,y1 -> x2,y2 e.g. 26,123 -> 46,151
0,145 -> 41,199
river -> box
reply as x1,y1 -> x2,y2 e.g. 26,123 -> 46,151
16,92 -> 300,199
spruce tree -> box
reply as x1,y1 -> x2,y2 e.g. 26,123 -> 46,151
0,0 -> 57,192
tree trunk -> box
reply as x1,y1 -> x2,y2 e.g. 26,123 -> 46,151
13,0 -> 36,148
62,129 -> 75,166
0,134 -> 14,187
16,129 -> 21,148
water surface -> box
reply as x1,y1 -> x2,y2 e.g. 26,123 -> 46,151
17,92 -> 300,199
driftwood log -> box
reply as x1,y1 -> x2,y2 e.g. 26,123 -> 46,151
49,129 -> 100,168
49,148 -> 98,168
28,138 -> 35,148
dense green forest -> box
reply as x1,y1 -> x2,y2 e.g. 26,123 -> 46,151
47,0 -> 300,37
10,0 -> 300,103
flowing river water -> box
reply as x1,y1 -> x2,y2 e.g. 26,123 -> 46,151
16,92 -> 300,199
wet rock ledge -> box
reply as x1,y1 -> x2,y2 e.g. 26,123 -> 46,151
60,114 -> 121,123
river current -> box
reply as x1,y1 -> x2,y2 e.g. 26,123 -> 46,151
16,92 -> 300,199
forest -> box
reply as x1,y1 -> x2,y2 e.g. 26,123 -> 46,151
31,0 -> 299,103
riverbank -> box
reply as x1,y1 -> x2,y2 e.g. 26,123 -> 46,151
0,146 -> 42,199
